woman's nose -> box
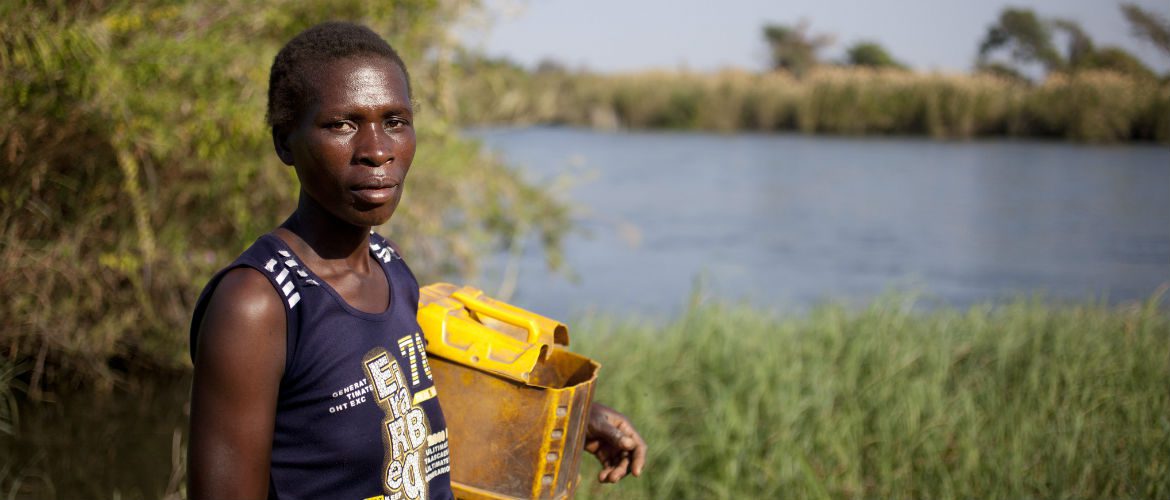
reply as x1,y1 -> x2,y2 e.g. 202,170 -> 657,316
354,123 -> 393,166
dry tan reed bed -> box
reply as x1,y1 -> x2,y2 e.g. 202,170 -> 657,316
453,68 -> 1170,143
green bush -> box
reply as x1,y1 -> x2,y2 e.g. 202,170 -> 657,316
0,0 -> 568,387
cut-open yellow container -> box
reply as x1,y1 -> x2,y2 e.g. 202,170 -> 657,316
419,283 -> 599,499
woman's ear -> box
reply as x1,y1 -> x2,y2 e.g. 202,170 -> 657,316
273,128 -> 295,166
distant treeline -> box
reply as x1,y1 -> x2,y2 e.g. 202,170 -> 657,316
450,63 -> 1170,143
452,3 -> 1170,144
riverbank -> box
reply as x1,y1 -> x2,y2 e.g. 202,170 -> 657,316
2,296 -> 1166,498
451,65 -> 1170,144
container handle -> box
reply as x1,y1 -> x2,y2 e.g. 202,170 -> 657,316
451,289 -> 543,344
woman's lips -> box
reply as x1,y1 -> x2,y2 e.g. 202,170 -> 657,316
351,178 -> 399,204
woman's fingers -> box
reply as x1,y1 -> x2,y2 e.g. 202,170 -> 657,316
599,454 -> 631,483
614,419 -> 647,476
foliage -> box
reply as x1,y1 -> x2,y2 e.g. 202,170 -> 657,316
573,296 -> 1170,499
844,41 -> 905,69
0,361 -> 25,437
762,21 -> 834,78
1083,46 -> 1159,80
1052,18 -> 1096,69
1122,2 -> 1170,57
0,0 -> 568,387
978,7 -> 1158,80
978,8 -> 1064,73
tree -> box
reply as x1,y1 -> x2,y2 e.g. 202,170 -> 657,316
763,21 -> 834,78
977,7 -> 1157,80
1052,19 -> 1095,69
1121,3 -> 1170,57
845,41 -> 905,69
1084,46 -> 1158,79
1051,18 -> 1154,78
977,8 -> 1065,73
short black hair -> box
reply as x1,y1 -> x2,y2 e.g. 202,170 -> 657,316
267,21 -> 411,133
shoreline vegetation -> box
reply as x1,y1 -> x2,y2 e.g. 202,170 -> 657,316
450,63 -> 1170,144
3,295 -> 1166,498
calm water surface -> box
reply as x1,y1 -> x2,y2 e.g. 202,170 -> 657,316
467,127 -> 1170,320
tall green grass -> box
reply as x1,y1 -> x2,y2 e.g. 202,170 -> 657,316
451,65 -> 1170,143
1,298 -> 1165,498
572,295 -> 1170,499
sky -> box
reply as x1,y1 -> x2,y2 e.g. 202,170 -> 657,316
459,0 -> 1170,74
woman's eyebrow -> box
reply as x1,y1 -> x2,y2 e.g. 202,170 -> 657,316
318,106 -> 408,120
322,100 -> 411,113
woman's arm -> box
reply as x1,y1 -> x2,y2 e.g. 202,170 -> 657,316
188,267 -> 287,500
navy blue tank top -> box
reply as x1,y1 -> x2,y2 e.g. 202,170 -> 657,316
191,232 -> 453,500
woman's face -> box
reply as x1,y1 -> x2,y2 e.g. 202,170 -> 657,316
277,55 -> 415,229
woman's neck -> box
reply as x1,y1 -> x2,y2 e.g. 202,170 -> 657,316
277,194 -> 374,273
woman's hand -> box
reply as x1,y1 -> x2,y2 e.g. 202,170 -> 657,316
584,402 -> 647,483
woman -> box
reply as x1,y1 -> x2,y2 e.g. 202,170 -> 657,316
188,22 -> 645,500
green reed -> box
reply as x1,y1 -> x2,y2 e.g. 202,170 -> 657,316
571,294 -> 1170,499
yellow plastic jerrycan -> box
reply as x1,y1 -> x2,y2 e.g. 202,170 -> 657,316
418,283 -> 599,500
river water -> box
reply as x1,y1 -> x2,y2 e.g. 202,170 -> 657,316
3,129 -> 1167,498
467,127 -> 1170,321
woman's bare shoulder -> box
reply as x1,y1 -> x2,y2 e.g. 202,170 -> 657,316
194,266 -> 286,370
